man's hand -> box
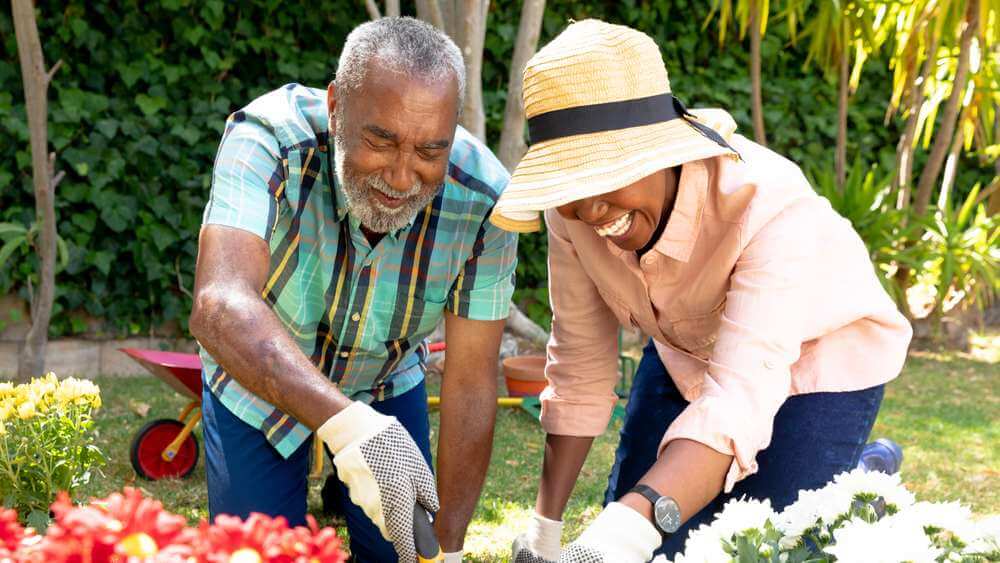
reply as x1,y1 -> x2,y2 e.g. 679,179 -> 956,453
512,512 -> 562,563
318,401 -> 439,562
558,503 -> 661,563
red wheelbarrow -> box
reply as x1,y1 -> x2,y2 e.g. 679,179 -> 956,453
120,348 -> 204,480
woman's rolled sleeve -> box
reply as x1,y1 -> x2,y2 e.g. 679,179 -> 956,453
540,212 -> 621,437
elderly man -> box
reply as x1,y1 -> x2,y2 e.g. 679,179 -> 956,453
189,17 -> 516,562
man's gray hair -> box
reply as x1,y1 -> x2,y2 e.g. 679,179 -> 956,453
335,17 -> 466,111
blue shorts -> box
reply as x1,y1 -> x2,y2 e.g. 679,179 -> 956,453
604,340 -> 884,557
202,379 -> 432,563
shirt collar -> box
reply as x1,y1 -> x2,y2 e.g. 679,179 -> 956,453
652,159 -> 709,263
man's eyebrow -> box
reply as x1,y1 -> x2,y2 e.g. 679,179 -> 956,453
363,124 -> 397,141
417,139 -> 451,150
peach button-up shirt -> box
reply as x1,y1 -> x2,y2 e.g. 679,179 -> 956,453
541,135 -> 912,491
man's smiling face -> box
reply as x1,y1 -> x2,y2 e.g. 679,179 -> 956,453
329,62 -> 459,233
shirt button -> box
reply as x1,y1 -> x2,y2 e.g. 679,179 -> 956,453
643,256 -> 655,265
763,359 -> 775,369
339,351 -> 349,359
351,312 -> 361,322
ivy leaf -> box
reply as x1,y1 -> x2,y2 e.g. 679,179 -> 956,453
27,509 -> 50,533
90,250 -> 114,275
135,94 -> 167,117
95,119 -> 119,138
148,223 -> 177,251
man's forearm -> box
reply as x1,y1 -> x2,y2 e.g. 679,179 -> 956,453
536,434 -> 595,520
190,286 -> 351,429
434,365 -> 497,551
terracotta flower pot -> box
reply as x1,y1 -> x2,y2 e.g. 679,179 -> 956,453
502,355 -> 547,397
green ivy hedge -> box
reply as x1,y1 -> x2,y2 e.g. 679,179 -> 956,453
0,0 -> 980,335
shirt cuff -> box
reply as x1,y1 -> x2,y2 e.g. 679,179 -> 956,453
539,386 -> 619,437
658,397 -> 767,492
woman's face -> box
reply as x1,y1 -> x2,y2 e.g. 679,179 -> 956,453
555,168 -> 679,251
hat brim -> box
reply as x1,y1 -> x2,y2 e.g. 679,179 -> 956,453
491,109 -> 738,233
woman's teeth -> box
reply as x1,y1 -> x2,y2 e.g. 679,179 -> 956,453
595,212 -> 633,238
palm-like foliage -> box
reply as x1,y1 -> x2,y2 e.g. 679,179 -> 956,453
808,160 -> 919,304
911,183 -> 1000,317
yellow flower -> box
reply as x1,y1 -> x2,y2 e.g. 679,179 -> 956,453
0,382 -> 13,398
54,377 -> 101,409
229,548 -> 263,563
18,400 -> 36,419
119,532 -> 158,557
0,402 -> 11,422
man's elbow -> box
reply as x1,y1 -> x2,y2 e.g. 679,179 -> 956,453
189,286 -> 237,343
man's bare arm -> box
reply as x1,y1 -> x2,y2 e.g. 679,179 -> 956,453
433,313 -> 505,551
189,224 -> 352,429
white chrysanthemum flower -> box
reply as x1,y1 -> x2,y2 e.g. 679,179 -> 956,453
778,469 -> 915,537
965,515 -> 1000,555
831,468 -> 916,511
825,515 -> 942,563
896,501 -> 976,543
673,498 -> 775,562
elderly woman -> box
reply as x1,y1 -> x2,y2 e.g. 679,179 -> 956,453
492,20 -> 912,563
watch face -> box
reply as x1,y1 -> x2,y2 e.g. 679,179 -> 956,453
654,497 -> 682,534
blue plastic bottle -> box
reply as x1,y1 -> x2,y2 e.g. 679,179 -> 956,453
857,438 -> 904,474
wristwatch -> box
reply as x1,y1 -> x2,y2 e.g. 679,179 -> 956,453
628,484 -> 682,535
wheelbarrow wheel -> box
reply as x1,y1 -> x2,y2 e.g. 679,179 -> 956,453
130,419 -> 199,480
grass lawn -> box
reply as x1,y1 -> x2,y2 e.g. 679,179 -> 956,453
79,348 -> 997,561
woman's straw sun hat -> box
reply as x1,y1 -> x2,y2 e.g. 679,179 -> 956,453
490,19 -> 741,233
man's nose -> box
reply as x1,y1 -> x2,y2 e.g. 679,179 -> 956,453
383,153 -> 417,193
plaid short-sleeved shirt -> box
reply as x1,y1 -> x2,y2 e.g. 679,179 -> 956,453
199,84 -> 517,457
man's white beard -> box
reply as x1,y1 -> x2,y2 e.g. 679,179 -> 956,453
333,131 -> 439,234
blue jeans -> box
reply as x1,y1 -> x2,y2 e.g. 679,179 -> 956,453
604,341 -> 884,557
203,379 -> 432,563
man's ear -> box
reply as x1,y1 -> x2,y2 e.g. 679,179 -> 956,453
327,81 -> 337,136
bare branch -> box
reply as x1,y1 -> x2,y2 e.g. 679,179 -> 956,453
415,0 -> 446,31
365,0 -> 381,20
50,170 -> 65,190
45,58 -> 62,84
498,0 -> 545,170
459,0 -> 489,141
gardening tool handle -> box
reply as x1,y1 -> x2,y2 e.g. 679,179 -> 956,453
414,503 -> 444,562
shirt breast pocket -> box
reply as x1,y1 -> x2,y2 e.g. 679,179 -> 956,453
670,300 -> 725,357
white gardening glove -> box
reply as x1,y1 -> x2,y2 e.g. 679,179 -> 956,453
558,502 -> 662,563
512,512 -> 563,563
318,402 -> 439,562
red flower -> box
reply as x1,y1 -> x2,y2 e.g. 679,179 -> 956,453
193,513 -> 346,563
8,488 -> 346,563
0,507 -> 32,558
22,488 -> 197,562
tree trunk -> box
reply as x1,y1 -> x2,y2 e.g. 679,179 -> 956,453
416,0 -> 446,31
914,0 -> 979,216
458,0 -> 489,141
991,103 -> 1000,215
384,0 -> 400,17
497,0 -> 545,170
439,0 -> 459,47
749,0 -> 767,146
365,0 -> 381,20
13,0 -> 60,382
937,106 -> 967,209
835,39 -> 849,191
895,27 -> 939,209
506,302 -> 549,349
